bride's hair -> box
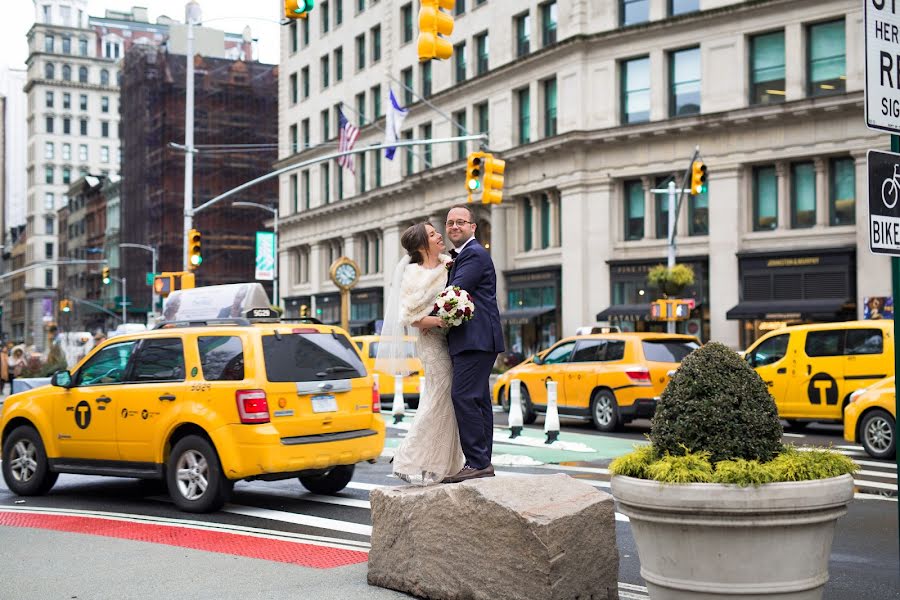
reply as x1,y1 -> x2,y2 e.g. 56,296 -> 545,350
400,222 -> 431,265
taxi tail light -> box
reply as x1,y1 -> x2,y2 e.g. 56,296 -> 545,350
372,380 -> 382,413
626,368 -> 652,384
292,328 -> 319,333
236,389 -> 270,424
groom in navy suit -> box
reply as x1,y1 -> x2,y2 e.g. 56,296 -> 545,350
443,204 -> 505,482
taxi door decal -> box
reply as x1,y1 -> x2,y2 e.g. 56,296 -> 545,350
807,373 -> 838,405
74,400 -> 92,429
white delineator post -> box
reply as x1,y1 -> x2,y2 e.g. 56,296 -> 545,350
392,374 -> 406,424
508,379 -> 524,438
544,381 -> 560,444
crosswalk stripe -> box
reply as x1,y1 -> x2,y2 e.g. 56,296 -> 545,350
856,469 -> 897,480
853,479 -> 897,491
223,504 -> 373,536
853,458 -> 897,470
619,591 -> 651,600
855,492 -> 897,501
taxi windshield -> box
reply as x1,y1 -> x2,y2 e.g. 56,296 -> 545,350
262,332 -> 367,382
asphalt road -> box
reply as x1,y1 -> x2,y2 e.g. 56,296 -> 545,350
0,413 -> 896,600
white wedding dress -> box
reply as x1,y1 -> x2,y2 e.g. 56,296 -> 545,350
391,257 -> 466,485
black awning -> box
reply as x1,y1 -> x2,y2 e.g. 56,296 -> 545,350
596,303 -> 650,320
500,307 -> 556,324
726,299 -> 854,320
349,319 -> 376,327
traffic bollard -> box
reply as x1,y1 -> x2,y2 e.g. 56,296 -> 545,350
508,379 -> 524,438
393,374 -> 406,424
544,380 -> 560,444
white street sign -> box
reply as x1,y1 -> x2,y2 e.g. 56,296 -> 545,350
868,150 -> 900,256
865,1 -> 900,133
255,231 -> 275,280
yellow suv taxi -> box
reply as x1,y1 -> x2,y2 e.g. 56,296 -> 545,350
493,333 -> 701,431
352,335 -> 423,408
0,284 -> 385,513
844,376 -> 895,459
743,320 -> 894,427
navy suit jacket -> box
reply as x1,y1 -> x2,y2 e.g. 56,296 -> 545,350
446,239 -> 505,357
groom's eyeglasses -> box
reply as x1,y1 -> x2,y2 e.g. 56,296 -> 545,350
446,219 -> 473,228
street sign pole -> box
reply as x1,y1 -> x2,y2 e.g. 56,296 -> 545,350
892,135 -> 900,541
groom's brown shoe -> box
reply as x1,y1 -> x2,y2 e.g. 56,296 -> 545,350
444,464 -> 495,483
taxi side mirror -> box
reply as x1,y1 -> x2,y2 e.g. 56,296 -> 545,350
532,354 -> 544,366
51,370 -> 73,388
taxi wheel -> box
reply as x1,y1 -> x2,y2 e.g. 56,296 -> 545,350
591,390 -> 620,433
299,464 -> 355,495
520,387 -> 537,425
1,426 -> 58,496
167,435 -> 233,513
860,409 -> 896,460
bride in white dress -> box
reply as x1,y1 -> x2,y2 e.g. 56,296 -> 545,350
375,222 -> 466,485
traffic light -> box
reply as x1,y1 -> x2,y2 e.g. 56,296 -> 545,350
60,299 -> 72,313
417,0 -> 454,61
466,151 -> 484,200
284,0 -> 313,19
153,275 -> 173,296
650,299 -> 693,321
102,266 -> 110,284
188,229 -> 202,270
482,154 -> 506,204
691,160 -> 707,195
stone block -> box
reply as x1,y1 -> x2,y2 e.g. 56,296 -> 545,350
368,474 -> 619,600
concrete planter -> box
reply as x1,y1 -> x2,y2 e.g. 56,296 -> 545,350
611,474 -> 854,600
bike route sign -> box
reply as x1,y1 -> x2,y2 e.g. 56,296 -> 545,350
868,149 -> 900,256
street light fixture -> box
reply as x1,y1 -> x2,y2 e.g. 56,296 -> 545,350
232,201 -> 279,308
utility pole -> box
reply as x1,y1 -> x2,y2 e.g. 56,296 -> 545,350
183,1 -> 201,270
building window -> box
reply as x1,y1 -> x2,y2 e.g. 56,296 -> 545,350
621,56 -> 650,124
301,118 -> 310,148
517,87 -> 530,144
322,162 -> 330,203
335,47 -> 343,81
453,109 -> 467,160
372,84 -> 382,118
523,200 -> 533,251
403,129 -> 414,175
321,0 -> 330,34
321,55 -> 330,88
373,149 -> 382,187
753,165 -> 778,231
402,67 -> 414,104
749,31 -> 785,105
372,25 -> 381,62
101,121 -> 109,137
63,118 -> 70,134
357,0 -> 365,12
477,101 -> 489,134
289,124 -> 298,153
45,91 -> 54,107
290,72 -> 298,103
45,269 -> 53,288
45,242 -> 54,260
62,143 -> 71,160
454,42 -> 466,83
669,0 -> 699,16
669,46 -> 701,117
515,13 -> 530,57
421,61 -> 432,99
358,151 -> 367,193
655,181 -> 669,239
290,173 -> 298,212
46,117 -> 54,133
543,78 -> 557,137
101,145 -> 110,163
78,66 -> 87,83
302,170 -> 311,209
101,96 -> 109,112
621,0 -> 649,26
830,157 -> 855,226
45,192 -> 54,210
79,144 -> 88,161
45,35 -> 54,53
290,21 -> 298,53
100,69 -> 109,86
808,20 -> 846,97
790,162 -> 816,228
79,38 -> 88,56
80,94 -> 87,110
301,66 -> 310,99
45,142 -> 54,159
689,187 -> 709,236
624,180 -> 644,241
45,217 -> 54,235
455,0 -> 466,15
541,1 -> 557,47
475,32 -> 489,75
44,63 -> 54,79
62,92 -> 70,109
62,36 -> 71,53
62,167 -> 71,184
302,17 -> 310,47
540,195 -> 551,248
421,123 -> 433,165
356,92 -> 366,126
401,3 -> 413,43
321,109 -> 330,141
356,34 -> 366,70
62,65 -> 71,81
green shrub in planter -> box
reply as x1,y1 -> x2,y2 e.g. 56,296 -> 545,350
650,342 -> 783,463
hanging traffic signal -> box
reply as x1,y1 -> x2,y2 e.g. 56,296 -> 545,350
102,266 -> 110,284
60,299 -> 72,313
284,0 -> 313,19
465,151 -> 484,201
188,229 -> 202,270
482,154 -> 506,204
417,0 -> 454,61
691,160 -> 707,195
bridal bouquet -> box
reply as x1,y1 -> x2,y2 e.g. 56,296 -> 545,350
433,286 -> 475,327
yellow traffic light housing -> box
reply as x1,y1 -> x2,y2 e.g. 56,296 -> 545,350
102,266 -> 110,284
650,298 -> 694,321
284,0 -> 313,19
188,229 -> 202,270
482,154 -> 506,204
691,160 -> 707,195
417,0 -> 454,61
60,299 -> 72,313
465,151 -> 484,201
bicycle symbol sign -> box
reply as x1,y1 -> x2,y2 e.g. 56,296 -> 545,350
868,149 -> 900,256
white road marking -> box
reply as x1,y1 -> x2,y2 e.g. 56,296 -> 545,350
856,469 -> 898,480
782,433 -> 807,438
223,504 -> 373,537
853,479 -> 897,491
854,458 -> 897,470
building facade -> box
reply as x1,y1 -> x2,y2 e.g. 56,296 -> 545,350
275,0 -> 887,353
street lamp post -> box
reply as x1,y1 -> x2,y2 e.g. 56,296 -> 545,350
183,1 -> 202,271
120,243 -> 159,317
232,201 -> 279,308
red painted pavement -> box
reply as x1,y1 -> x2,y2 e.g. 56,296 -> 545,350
0,511 -> 368,569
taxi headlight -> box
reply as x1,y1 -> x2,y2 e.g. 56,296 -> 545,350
849,388 -> 868,403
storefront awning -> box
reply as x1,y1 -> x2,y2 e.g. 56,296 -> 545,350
349,319 -> 376,328
725,299 -> 853,320
595,303 -> 650,321
500,307 -> 556,325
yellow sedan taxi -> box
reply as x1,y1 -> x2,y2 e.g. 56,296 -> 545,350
844,376 -> 895,459
493,333 -> 700,432
0,284 -> 385,513
352,335 -> 423,408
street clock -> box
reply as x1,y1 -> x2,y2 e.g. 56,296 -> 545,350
330,257 -> 360,290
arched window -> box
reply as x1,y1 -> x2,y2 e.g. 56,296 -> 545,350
44,63 -> 55,79
62,65 -> 71,81
100,69 -> 109,86
78,66 -> 87,83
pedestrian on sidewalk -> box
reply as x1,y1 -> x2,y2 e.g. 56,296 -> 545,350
0,345 -> 9,395
8,347 -> 26,394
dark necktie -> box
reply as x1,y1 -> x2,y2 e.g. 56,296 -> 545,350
449,249 -> 459,258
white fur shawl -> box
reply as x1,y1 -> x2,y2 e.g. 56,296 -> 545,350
399,255 -> 451,327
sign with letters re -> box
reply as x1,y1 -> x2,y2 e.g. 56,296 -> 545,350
865,0 -> 900,132
867,149 -> 900,256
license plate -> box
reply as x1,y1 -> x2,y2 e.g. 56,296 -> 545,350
311,394 -> 338,413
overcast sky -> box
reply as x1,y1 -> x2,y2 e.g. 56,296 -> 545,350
0,1 -> 281,69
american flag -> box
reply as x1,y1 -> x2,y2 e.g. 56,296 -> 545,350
337,107 -> 360,173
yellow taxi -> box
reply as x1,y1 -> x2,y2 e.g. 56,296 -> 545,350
743,320 -> 894,427
0,284 -> 385,513
493,333 -> 701,432
844,376 -> 895,459
352,335 -> 423,408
